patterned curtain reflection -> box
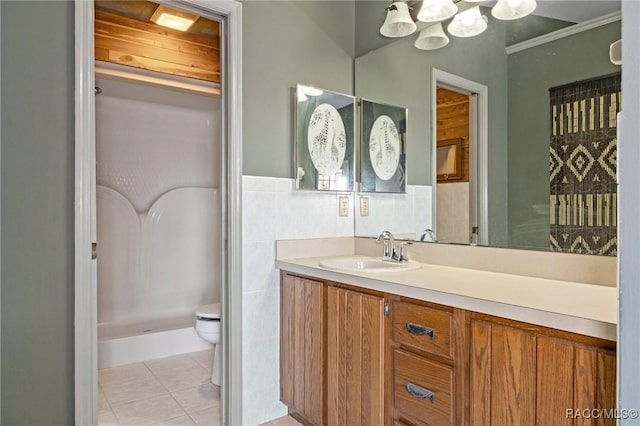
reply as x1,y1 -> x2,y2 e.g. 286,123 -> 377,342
549,73 -> 620,256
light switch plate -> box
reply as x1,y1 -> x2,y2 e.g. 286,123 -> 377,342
338,196 -> 349,217
360,196 -> 370,216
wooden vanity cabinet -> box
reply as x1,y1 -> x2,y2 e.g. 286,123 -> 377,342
469,314 -> 617,426
390,299 -> 469,426
280,271 -> 617,426
327,286 -> 385,426
280,273 -> 325,426
280,273 -> 386,426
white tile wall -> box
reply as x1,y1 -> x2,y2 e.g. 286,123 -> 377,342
241,175 -> 354,425
354,185 -> 432,240
436,182 -> 470,244
241,178 -> 434,423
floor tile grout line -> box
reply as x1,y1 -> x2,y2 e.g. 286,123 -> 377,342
102,382 -> 124,426
97,351 -> 219,426
165,390 -> 193,420
188,405 -> 221,426
98,385 -> 120,426
143,359 -> 175,395
168,386 -> 199,415
170,385 -> 220,415
108,393 -> 190,425
100,374 -> 171,409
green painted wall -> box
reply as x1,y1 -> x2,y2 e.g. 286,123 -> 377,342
0,1 -> 354,422
1,1 -> 75,425
507,21 -> 621,250
242,1 -> 355,178
355,18 -> 510,245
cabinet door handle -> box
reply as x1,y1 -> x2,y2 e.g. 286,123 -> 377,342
406,383 -> 435,403
406,322 -> 435,339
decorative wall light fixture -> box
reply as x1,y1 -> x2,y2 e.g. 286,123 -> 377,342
447,6 -> 488,37
381,0 -> 537,50
417,0 -> 458,23
380,2 -> 418,37
414,23 -> 450,50
492,0 -> 537,20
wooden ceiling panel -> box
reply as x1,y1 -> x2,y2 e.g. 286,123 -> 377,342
95,0 -> 219,40
94,5 -> 220,84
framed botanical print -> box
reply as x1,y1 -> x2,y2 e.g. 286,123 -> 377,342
295,84 -> 355,191
360,99 -> 407,193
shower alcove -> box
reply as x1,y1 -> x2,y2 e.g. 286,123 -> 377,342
95,65 -> 222,368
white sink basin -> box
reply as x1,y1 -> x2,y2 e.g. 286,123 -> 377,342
319,256 -> 422,274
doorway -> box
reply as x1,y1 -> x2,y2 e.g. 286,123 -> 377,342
431,69 -> 488,246
74,1 -> 243,425
435,87 -> 472,244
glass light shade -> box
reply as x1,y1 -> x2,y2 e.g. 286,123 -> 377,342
414,23 -> 450,50
609,40 -> 621,65
447,6 -> 488,37
492,0 -> 537,20
380,1 -> 417,38
380,2 -> 417,38
417,0 -> 458,23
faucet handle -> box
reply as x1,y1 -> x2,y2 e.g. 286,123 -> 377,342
396,241 -> 413,262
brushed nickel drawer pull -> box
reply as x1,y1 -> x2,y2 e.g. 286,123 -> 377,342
406,322 -> 435,339
406,382 -> 435,403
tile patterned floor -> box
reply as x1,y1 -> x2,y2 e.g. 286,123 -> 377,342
258,416 -> 303,426
98,349 -> 302,426
99,350 -> 219,425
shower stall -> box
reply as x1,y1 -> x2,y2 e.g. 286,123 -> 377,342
95,67 -> 221,368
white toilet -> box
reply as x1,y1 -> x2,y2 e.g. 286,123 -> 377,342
195,303 -> 222,386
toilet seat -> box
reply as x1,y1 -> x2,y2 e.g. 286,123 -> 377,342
196,303 -> 221,320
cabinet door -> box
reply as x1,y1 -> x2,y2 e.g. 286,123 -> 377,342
327,286 -> 385,426
280,274 -> 325,426
470,319 -> 616,426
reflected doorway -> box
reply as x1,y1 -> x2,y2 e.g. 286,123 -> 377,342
431,69 -> 488,245
435,87 -> 472,244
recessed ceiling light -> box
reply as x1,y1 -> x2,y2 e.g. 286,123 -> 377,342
150,5 -> 198,32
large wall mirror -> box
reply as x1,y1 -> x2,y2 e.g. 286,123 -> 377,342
354,0 -> 621,256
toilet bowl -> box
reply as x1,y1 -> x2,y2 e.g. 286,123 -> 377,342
195,303 -> 222,386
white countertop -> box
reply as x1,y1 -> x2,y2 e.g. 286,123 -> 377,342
276,255 -> 618,341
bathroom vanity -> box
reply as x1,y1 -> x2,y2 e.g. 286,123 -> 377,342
276,238 -> 617,426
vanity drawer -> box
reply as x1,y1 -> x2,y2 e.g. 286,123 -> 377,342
394,349 -> 453,426
393,301 -> 453,359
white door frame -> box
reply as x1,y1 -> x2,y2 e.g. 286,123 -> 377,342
431,69 -> 488,245
74,1 -> 243,424
619,1 -> 640,419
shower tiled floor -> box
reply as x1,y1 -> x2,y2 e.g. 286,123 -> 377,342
98,349 -> 301,426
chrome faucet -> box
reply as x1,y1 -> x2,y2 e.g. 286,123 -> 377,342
376,231 -> 411,262
420,228 -> 437,242
376,231 -> 395,260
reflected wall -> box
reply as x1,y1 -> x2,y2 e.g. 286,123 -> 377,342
355,13 -> 509,246
354,3 -> 621,253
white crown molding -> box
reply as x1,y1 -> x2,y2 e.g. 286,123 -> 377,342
506,11 -> 621,55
